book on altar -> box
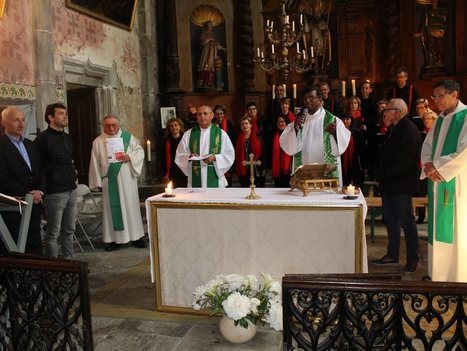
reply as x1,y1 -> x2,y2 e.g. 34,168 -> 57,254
0,193 -> 28,206
106,137 -> 124,163
188,154 -> 213,161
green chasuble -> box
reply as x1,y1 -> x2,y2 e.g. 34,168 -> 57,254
293,110 -> 338,178
428,109 -> 467,244
189,125 -> 222,187
106,131 -> 131,231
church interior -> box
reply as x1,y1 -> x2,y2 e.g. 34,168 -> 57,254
1,0 -> 467,350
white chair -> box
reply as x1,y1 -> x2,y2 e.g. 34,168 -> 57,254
75,184 -> 102,250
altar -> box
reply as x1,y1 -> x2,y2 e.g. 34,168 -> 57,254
146,188 -> 367,313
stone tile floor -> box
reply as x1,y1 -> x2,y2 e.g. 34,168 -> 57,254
74,218 -> 429,350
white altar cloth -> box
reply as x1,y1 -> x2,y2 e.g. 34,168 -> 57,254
146,188 -> 368,312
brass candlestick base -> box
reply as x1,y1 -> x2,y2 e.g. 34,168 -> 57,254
245,185 -> 261,200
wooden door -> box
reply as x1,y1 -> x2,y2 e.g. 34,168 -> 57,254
67,86 -> 97,185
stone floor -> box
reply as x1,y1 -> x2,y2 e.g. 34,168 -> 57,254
72,211 -> 430,350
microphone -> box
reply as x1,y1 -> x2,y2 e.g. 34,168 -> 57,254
298,108 -> 308,129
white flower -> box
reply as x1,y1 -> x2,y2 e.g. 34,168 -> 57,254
224,274 -> 247,292
192,303 -> 201,311
222,292 -> 252,321
246,274 -> 260,292
250,297 -> 261,314
265,302 -> 283,331
270,280 -> 281,296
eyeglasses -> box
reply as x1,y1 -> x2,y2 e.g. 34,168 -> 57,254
247,107 -> 257,111
431,93 -> 448,100
304,94 -> 319,100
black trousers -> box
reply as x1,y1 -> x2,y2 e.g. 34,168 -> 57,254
381,194 -> 419,264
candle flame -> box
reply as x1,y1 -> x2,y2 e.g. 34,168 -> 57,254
167,181 -> 173,189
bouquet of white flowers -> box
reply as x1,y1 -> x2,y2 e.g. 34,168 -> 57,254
192,273 -> 282,331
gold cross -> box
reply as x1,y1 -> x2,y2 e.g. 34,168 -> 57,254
242,153 -> 262,199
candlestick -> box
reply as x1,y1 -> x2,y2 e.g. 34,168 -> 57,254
293,84 -> 297,99
342,81 -> 346,97
146,140 -> 151,162
272,84 -> 276,99
347,184 -> 355,196
351,79 -> 356,96
283,84 -> 286,97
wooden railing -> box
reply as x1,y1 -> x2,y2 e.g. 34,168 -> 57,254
0,253 -> 94,350
283,274 -> 467,351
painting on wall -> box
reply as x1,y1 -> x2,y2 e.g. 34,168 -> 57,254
0,0 -> 6,19
65,0 -> 138,31
160,107 -> 176,129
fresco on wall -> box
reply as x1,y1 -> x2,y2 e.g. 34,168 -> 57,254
190,5 -> 228,92
0,1 -> 34,85
52,0 -> 106,53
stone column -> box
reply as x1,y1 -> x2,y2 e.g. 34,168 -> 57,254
32,0 -> 57,131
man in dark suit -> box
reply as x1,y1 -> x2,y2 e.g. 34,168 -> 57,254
0,106 -> 45,254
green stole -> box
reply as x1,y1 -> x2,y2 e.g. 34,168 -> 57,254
293,110 -> 338,178
189,125 -> 222,187
428,109 -> 467,244
107,131 -> 131,231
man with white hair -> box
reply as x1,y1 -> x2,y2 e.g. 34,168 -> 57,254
89,115 -> 146,251
372,98 -> 422,274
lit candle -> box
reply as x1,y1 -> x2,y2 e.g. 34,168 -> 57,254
271,44 -> 275,54
300,14 -> 303,25
283,84 -> 287,97
257,47 -> 260,57
351,79 -> 356,96
311,46 -> 314,58
165,181 -> 173,196
342,81 -> 346,97
347,184 -> 355,196
293,84 -> 297,99
146,140 -> 151,162
296,42 -> 299,52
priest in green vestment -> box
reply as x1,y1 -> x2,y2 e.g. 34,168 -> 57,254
175,105 -> 235,188
421,79 -> 467,282
89,115 -> 146,251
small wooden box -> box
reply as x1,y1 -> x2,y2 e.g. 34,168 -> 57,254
290,163 -> 339,196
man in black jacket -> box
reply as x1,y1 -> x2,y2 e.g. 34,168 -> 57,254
0,106 -> 45,254
35,103 -> 78,259
372,98 -> 422,273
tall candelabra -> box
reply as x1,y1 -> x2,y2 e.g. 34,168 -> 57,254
254,1 -> 317,82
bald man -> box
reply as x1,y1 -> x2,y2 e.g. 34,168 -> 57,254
0,106 -> 45,254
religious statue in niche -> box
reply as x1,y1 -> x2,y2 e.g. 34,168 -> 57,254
414,0 -> 447,73
190,5 -> 228,92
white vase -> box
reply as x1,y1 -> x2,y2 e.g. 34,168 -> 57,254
219,315 -> 257,344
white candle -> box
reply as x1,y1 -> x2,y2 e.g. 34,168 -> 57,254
283,84 -> 287,97
272,84 -> 276,99
300,14 -> 303,25
342,81 -> 346,97
347,184 -> 355,196
146,140 -> 151,162
351,79 -> 356,96
267,19 -> 270,27
165,181 -> 173,196
271,21 -> 274,29
311,46 -> 314,58
257,47 -> 260,57
302,49 -> 306,60
293,84 -> 297,99
261,51 -> 264,58
285,15 -> 289,24
271,44 -> 275,54
296,42 -> 300,52
292,21 -> 295,31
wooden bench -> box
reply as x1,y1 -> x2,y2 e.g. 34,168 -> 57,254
365,195 -> 428,241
